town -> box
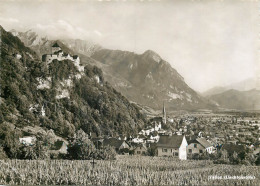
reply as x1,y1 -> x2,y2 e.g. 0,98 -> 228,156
15,43 -> 259,164
19,102 -> 260,163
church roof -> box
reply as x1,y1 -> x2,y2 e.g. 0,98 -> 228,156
52,43 -> 60,47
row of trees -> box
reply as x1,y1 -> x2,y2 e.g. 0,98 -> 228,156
188,149 -> 260,166
67,129 -> 116,160
0,129 -> 116,160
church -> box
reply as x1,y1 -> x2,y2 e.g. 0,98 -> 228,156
149,103 -> 167,131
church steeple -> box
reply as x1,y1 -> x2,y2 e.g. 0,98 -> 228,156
162,102 -> 166,125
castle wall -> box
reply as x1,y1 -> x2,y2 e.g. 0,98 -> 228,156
52,47 -> 61,54
45,54 -> 58,63
42,50 -> 84,72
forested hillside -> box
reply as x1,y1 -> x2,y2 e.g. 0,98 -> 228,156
0,25 -> 146,157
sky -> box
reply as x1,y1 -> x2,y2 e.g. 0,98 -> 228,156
0,0 -> 259,92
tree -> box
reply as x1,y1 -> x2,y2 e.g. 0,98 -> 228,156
21,140 -> 49,160
0,123 -> 22,158
67,129 -> 96,160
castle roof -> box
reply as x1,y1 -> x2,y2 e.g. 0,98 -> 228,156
53,50 -> 63,54
52,43 -> 60,47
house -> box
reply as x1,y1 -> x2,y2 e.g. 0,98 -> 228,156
226,140 -> 238,145
132,137 -> 144,144
132,134 -> 147,143
19,136 -> 36,146
236,132 -> 252,137
146,135 -> 160,143
187,138 -> 214,156
157,135 -> 188,160
134,144 -> 147,155
150,117 -> 162,131
103,138 -> 131,153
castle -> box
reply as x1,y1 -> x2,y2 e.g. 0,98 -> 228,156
42,43 -> 80,64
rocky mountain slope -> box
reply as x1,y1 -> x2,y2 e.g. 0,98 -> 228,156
10,29 -> 215,111
202,86 -> 229,97
10,29 -> 101,57
61,39 -> 102,57
209,89 -> 260,110
91,49 -> 215,110
1,26 -> 146,140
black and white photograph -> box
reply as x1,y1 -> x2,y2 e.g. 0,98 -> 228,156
0,0 -> 259,185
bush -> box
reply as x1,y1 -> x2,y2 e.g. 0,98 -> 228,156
97,146 -> 116,160
147,146 -> 157,156
119,148 -> 130,155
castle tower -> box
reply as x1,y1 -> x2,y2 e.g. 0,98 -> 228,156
162,102 -> 166,125
51,43 -> 61,54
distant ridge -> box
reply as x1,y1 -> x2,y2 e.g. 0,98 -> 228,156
209,89 -> 260,110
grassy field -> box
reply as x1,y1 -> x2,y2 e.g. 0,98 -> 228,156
0,155 -> 259,185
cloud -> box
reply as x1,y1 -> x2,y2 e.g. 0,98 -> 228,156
0,17 -> 19,23
34,20 -> 103,41
94,30 -> 102,37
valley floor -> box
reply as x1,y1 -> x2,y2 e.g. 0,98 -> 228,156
0,155 -> 259,185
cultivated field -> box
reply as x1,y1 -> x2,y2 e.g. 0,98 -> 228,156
0,156 -> 259,185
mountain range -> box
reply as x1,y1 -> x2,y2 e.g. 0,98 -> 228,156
208,89 -> 260,110
202,77 -> 259,97
201,77 -> 260,111
9,29 -> 216,111
9,28 -> 259,111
